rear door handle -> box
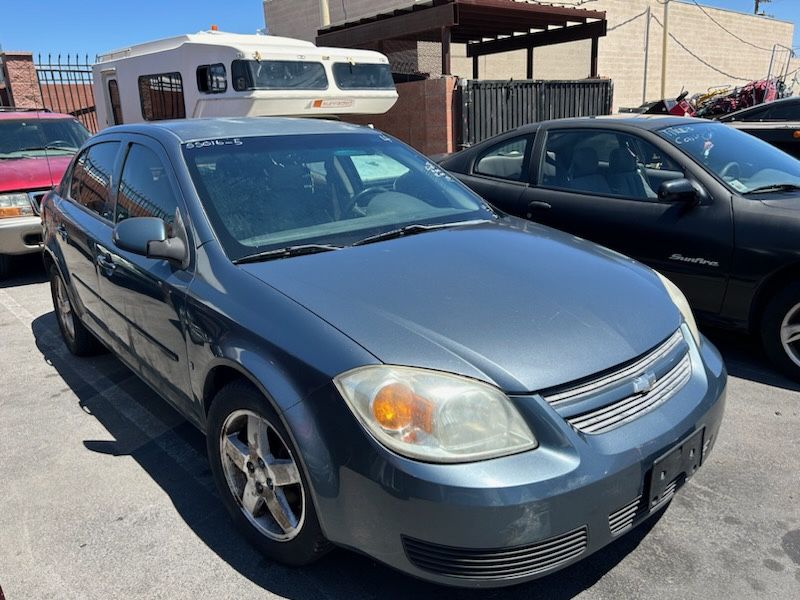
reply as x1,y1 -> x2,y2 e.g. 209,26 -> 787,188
56,223 -> 68,241
527,201 -> 552,217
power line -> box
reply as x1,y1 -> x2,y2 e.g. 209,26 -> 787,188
689,0 -> 774,51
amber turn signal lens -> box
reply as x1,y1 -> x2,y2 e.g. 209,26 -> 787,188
793,130 -> 800,139
372,383 -> 415,430
0,207 -> 24,219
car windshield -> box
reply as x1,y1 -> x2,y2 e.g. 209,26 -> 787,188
0,118 -> 89,159
657,122 -> 800,194
183,132 -> 494,262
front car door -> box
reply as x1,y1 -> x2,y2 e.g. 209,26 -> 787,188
522,124 -> 734,319
96,135 -> 194,410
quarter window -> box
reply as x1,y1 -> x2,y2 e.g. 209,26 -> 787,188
116,144 -> 179,224
138,72 -> 185,121
540,130 -> 683,200
69,142 -> 120,220
197,63 -> 227,94
474,136 -> 530,181
107,79 -> 123,125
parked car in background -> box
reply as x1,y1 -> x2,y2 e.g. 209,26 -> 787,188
439,115 -> 800,379
42,117 -> 725,588
0,108 -> 90,278
718,96 -> 800,158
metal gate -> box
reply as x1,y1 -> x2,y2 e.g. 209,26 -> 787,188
35,54 -> 97,132
458,79 -> 614,147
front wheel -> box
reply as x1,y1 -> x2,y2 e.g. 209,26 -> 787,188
207,380 -> 330,565
761,282 -> 800,381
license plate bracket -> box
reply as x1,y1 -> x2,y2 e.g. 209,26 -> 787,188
648,427 -> 705,509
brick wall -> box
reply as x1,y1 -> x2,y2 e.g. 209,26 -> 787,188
344,76 -> 458,155
264,1 -> 796,110
0,52 -> 43,108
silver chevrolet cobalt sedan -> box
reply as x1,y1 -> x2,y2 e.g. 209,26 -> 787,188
42,117 -> 726,587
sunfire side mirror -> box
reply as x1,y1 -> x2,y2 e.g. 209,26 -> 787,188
658,178 -> 699,204
113,217 -> 187,264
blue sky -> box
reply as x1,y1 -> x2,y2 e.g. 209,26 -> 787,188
0,0 -> 797,60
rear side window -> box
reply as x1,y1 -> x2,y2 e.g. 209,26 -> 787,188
138,72 -> 185,121
474,136 -> 530,181
332,63 -> 394,90
69,142 -> 120,220
197,63 -> 227,94
231,60 -> 328,91
116,144 -> 179,224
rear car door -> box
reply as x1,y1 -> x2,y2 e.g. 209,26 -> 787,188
53,141 -> 121,337
96,136 -> 194,409
522,126 -> 734,317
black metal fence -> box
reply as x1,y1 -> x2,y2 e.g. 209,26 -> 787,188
458,79 -> 614,147
35,54 -> 98,132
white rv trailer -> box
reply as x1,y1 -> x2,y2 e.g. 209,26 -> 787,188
92,30 -> 398,129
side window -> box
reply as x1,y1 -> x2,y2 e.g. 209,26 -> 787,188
761,103 -> 799,121
540,130 -> 683,200
474,136 -> 530,181
69,142 -> 120,220
197,64 -> 227,94
107,79 -> 123,125
138,72 -> 185,121
116,144 -> 178,224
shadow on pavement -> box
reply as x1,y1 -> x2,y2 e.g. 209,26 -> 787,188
30,310 -> 665,600
0,254 -> 47,289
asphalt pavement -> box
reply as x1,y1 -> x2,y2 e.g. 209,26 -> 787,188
0,255 -> 798,599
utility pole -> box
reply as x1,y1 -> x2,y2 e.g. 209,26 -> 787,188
643,5 -> 651,103
660,0 -> 670,98
319,0 -> 331,27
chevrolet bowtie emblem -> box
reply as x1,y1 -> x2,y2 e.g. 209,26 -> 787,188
632,372 -> 657,394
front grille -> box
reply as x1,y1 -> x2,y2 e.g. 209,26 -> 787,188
542,329 -> 691,435
403,527 -> 588,580
27,190 -> 48,215
609,496 -> 642,536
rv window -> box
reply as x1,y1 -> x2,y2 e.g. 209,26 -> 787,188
231,59 -> 328,91
333,63 -> 394,90
138,72 -> 186,121
107,79 -> 123,125
197,63 -> 227,94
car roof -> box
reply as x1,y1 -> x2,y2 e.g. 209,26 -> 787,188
721,96 -> 800,119
97,117 -> 376,144
510,115 -> 705,134
0,110 -> 78,121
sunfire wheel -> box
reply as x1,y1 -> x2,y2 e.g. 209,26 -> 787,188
761,282 -> 800,381
207,380 -> 330,565
48,265 -> 103,356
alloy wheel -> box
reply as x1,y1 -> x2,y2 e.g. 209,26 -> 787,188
219,409 -> 305,541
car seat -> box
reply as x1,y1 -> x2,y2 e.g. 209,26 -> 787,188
569,147 -> 611,193
608,148 -> 657,199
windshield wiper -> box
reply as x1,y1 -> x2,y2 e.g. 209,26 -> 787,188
233,244 -> 342,265
16,144 -> 78,153
352,219 -> 489,247
745,183 -> 800,195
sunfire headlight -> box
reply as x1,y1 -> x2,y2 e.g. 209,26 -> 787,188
334,366 -> 537,463
656,271 -> 701,345
0,193 -> 34,219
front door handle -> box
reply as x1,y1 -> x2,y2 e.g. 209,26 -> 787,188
527,201 -> 552,218
96,252 -> 116,274
56,223 -> 68,241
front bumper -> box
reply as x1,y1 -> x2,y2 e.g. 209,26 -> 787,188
286,334 -> 727,588
0,216 -> 43,256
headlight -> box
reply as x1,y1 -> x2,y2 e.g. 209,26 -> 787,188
656,272 -> 701,345
334,365 -> 537,463
0,193 -> 34,219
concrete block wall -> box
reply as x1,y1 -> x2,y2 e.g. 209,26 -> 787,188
0,52 -> 43,108
344,76 -> 458,155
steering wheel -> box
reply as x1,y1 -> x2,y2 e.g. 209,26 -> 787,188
343,186 -> 389,216
719,161 -> 741,182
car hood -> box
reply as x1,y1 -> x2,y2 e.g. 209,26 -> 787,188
241,220 -> 681,393
0,155 -> 72,193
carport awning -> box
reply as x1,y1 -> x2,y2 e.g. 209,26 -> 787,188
316,0 -> 607,76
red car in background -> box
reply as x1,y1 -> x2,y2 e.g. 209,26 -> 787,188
0,108 -> 89,279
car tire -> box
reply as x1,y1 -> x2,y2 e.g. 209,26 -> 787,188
0,254 -> 10,280
49,265 -> 104,356
761,282 -> 800,380
207,380 -> 331,566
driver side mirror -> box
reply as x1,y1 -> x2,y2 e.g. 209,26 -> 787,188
113,217 -> 187,264
658,178 -> 700,204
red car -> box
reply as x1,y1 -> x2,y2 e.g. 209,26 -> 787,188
0,108 -> 89,278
